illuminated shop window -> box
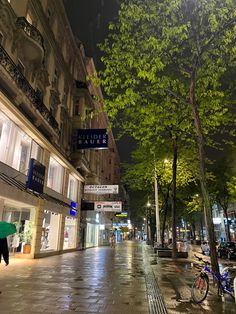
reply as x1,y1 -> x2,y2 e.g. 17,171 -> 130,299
47,156 -> 64,193
67,174 -> 78,201
41,210 -> 60,251
63,216 -> 76,249
0,110 -> 43,173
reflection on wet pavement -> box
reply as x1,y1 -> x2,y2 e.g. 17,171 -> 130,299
0,241 -> 235,313
0,242 -> 151,313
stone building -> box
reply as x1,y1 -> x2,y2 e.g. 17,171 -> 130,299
0,0 -> 120,257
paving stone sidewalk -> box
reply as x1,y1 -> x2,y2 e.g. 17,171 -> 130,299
0,241 -> 166,314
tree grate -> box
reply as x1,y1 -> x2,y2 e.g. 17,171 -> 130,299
145,271 -> 168,314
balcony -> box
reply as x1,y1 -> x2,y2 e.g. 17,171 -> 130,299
16,17 -> 45,63
0,45 -> 60,136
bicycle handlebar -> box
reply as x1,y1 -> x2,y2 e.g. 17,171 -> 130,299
194,254 -> 211,265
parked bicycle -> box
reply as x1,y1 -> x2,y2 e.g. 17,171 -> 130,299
191,254 -> 235,303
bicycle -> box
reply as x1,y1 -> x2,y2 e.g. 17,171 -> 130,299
191,254 -> 235,304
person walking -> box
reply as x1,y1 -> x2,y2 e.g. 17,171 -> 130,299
110,233 -> 116,248
0,237 -> 9,294
0,237 -> 9,266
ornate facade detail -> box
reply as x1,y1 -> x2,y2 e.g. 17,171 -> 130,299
50,88 -> 60,116
15,17 -> 45,52
0,45 -> 60,135
35,65 -> 50,87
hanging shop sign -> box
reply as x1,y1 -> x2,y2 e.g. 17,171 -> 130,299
84,185 -> 119,194
70,209 -> 76,217
26,158 -> 46,194
115,212 -> 128,217
71,201 -> 77,209
94,201 -> 122,212
76,128 -> 108,149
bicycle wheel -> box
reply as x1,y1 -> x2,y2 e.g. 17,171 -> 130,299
191,274 -> 209,303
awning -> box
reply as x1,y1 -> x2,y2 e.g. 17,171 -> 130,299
0,172 -> 71,208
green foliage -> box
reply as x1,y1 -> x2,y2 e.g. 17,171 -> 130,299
99,0 -> 235,146
20,221 -> 33,244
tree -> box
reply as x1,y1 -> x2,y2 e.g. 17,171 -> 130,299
100,0 -> 236,273
123,143 -> 197,247
209,148 -> 236,241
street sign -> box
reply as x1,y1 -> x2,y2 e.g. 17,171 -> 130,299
94,201 -> 122,212
84,185 -> 119,194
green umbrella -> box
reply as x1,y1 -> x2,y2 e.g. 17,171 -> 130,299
0,221 -> 17,238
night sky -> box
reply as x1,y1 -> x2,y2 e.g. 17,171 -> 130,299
63,0 -> 137,163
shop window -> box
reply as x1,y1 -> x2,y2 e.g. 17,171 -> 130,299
63,216 -> 76,249
30,140 -> 43,162
18,135 -> 31,173
2,206 -> 35,253
0,110 -> 43,173
47,156 -> 64,193
67,174 -> 78,201
41,210 -> 60,251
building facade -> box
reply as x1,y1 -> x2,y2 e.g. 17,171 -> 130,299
0,0 -> 121,257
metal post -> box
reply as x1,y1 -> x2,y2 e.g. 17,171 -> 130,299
154,167 -> 161,245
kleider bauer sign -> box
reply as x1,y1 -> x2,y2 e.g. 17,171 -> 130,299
84,185 -> 119,194
26,158 -> 46,194
94,201 -> 122,212
77,129 -> 108,149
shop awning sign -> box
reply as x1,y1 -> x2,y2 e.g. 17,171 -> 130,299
84,185 -> 119,194
26,158 -> 45,194
76,128 -> 108,149
94,201 -> 122,212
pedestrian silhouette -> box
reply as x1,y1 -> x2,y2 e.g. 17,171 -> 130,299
110,233 -> 116,248
0,237 -> 9,266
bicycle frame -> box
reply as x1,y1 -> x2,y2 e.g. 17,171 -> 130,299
200,265 -> 234,296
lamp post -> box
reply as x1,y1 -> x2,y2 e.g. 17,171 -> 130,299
154,164 -> 161,246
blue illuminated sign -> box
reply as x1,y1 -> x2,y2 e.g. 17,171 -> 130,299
70,209 -> 76,216
26,158 -> 45,194
71,201 -> 77,209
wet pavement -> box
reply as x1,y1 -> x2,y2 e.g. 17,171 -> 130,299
0,241 -> 235,313
149,247 -> 236,314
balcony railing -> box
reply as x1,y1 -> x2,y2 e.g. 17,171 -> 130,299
0,45 -> 60,135
16,17 -> 45,52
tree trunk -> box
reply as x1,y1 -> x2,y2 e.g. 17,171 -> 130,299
223,208 -> 231,242
189,70 -> 219,274
161,189 -> 170,247
171,136 -> 178,258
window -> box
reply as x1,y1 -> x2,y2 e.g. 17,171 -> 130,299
0,110 -> 43,173
47,157 -> 64,193
67,174 -> 78,201
30,141 -> 43,162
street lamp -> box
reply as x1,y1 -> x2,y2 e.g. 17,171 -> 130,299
154,164 -> 161,246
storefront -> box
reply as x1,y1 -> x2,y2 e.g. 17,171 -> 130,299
63,216 -> 77,249
2,203 -> 35,254
41,210 -> 60,251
